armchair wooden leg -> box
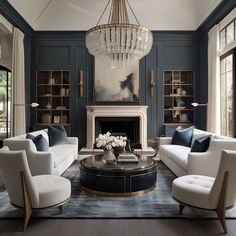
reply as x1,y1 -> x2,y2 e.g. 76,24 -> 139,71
59,205 -> 63,214
179,204 -> 185,215
216,171 -> 229,234
216,208 -> 227,234
21,172 -> 32,231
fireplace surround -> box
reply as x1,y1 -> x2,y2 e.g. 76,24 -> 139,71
86,106 -> 148,149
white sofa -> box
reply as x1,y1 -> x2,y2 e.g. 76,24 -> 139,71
3,129 -> 78,176
159,129 -> 236,177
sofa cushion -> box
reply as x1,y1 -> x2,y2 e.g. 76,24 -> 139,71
191,129 -> 212,146
26,134 -> 49,151
159,144 -> 190,171
48,125 -> 68,146
49,144 -> 77,167
191,135 -> 212,152
27,130 -> 49,143
171,126 -> 194,147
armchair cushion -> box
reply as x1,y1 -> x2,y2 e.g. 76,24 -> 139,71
48,125 -> 68,146
171,126 -> 194,147
190,135 -> 212,152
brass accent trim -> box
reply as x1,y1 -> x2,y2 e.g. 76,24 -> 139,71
86,23 -> 151,35
11,197 -> 71,211
150,70 -> 156,97
82,186 -> 155,197
79,70 -> 84,98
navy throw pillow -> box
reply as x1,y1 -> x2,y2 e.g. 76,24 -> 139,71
48,125 -> 68,146
191,135 -> 212,152
26,133 -> 49,151
171,126 -> 194,147
26,133 -> 35,140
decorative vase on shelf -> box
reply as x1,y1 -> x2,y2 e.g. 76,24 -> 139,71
102,149 -> 116,164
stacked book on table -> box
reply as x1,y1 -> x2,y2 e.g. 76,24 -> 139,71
117,153 -> 138,162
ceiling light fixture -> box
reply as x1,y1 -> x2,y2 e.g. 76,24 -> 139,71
86,0 -> 153,69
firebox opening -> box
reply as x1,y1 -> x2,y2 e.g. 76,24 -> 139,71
95,117 -> 141,148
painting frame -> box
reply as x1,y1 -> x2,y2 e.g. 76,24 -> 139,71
93,58 -> 140,103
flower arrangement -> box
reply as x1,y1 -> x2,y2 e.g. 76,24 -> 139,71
96,132 -> 127,150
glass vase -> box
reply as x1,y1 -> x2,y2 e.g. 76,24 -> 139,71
102,149 -> 116,164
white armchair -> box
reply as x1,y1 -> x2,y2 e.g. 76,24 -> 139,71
172,150 -> 236,234
0,147 -> 71,231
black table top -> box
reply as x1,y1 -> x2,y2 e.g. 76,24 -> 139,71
80,154 -> 157,173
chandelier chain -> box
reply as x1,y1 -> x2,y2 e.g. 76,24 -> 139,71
126,0 -> 140,25
96,0 -> 112,26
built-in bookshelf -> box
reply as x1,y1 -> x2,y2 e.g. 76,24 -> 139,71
36,70 -> 70,126
163,70 -> 195,125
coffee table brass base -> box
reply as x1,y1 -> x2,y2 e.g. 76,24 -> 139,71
82,186 -> 156,197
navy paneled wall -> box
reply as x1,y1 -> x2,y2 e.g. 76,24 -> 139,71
31,31 -> 198,147
1,0 -> 235,145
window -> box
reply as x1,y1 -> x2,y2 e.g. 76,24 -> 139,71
220,19 -> 236,50
0,66 -> 11,140
220,51 -> 235,137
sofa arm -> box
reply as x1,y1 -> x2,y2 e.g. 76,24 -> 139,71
67,137 -> 78,146
3,139 -> 54,175
188,139 -> 236,177
159,137 -> 172,145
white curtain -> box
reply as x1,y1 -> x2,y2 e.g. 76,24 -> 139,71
0,23 -> 12,71
12,27 -> 25,136
207,25 -> 220,134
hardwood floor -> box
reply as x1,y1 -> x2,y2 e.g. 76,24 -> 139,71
0,219 -> 236,236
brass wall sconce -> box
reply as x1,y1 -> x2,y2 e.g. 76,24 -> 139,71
150,70 -> 156,97
79,70 -> 84,98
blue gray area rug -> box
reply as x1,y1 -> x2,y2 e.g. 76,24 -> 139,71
0,160 -> 236,219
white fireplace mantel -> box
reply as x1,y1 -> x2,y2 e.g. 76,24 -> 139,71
86,106 -> 148,149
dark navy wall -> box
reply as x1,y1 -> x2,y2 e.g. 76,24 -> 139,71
31,31 -> 197,147
2,0 -> 235,145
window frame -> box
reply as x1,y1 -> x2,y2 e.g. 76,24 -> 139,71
219,18 -> 236,51
220,49 -> 236,137
0,65 -> 11,139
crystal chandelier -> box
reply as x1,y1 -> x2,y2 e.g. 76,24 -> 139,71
86,0 -> 153,69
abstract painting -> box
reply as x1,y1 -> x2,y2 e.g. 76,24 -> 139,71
94,59 -> 139,102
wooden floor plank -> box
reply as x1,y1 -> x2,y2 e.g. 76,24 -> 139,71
0,219 -> 235,236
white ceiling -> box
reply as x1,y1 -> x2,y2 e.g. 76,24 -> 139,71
7,0 -> 223,31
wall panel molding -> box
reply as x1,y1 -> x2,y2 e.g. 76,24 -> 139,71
0,0 -> 33,35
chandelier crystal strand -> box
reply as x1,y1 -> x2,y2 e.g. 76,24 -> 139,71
86,0 -> 153,69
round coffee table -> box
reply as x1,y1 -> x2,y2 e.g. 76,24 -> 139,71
79,154 -> 157,196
